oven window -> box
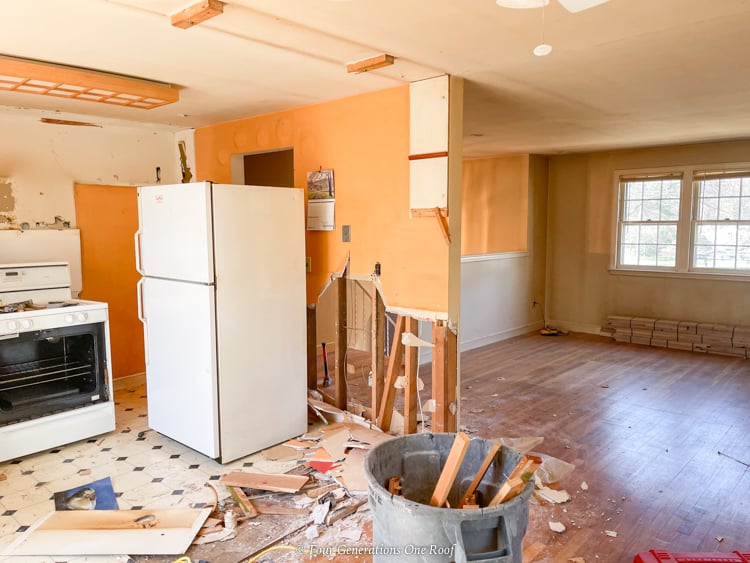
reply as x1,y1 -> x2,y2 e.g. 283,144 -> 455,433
0,323 -> 108,426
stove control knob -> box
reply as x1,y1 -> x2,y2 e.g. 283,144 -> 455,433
7,320 -> 18,331
21,319 -> 33,329
76,313 -> 88,322
64,314 -> 74,324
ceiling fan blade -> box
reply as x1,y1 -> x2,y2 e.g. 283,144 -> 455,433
495,0 -> 549,8
557,0 -> 609,13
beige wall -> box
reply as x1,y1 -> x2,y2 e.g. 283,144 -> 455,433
547,139 -> 750,331
462,155 -> 529,255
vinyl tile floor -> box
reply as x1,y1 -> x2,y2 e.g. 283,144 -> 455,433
0,383 -> 288,562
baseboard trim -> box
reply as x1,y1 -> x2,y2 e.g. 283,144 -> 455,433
113,372 -> 146,391
460,321 -> 545,352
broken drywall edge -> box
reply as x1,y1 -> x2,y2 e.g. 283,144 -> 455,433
386,305 -> 449,322
402,332 -> 435,347
316,253 -> 350,299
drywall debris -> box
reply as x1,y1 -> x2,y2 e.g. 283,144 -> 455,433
422,398 -> 436,412
580,481 -> 589,491
604,530 -> 618,537
339,528 -> 362,542
305,525 -> 320,540
536,487 -> 571,504
401,332 -> 434,347
394,375 -> 424,391
549,521 -> 566,533
312,501 -> 331,525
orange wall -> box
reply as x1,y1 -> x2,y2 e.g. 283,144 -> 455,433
74,184 -> 144,379
461,155 -> 529,255
195,86 -> 450,313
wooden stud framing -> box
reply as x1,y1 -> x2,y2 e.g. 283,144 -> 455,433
411,207 -> 450,244
371,290 -> 386,421
377,315 -> 405,431
306,305 -> 317,390
458,441 -> 500,507
432,322 -> 457,432
170,0 -> 225,29
335,276 -> 348,410
429,432 -> 471,507
346,53 -> 395,74
445,326 -> 457,431
403,316 -> 419,434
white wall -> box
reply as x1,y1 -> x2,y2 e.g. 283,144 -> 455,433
0,110 -> 181,228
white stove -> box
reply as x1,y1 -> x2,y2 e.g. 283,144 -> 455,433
0,262 -> 115,461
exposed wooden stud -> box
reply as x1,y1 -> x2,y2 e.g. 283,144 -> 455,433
371,290 -> 386,421
410,207 -> 451,244
346,53 -> 395,74
434,206 -> 451,244
403,316 -> 419,434
445,326 -> 458,432
431,323 -> 448,432
335,276 -> 348,410
429,432 -> 471,507
306,305 -> 317,390
458,441 -> 500,507
377,315 -> 405,431
170,0 -> 225,29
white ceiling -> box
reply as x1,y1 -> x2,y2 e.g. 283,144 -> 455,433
3,0 -> 750,156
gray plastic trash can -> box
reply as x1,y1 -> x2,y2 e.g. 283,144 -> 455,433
364,433 -> 533,563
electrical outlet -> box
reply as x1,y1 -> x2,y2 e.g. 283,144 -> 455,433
342,225 -> 351,242
305,257 -> 312,273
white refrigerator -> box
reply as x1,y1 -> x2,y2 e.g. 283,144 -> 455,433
135,181 -> 307,463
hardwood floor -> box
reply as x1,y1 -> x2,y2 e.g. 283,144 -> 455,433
454,332 -> 750,562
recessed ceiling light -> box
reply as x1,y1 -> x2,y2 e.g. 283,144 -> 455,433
533,43 -> 552,56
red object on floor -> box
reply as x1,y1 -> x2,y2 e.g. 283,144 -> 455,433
634,551 -> 750,563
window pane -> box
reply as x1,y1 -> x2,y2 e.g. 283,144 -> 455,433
661,199 -> 679,220
694,245 -> 714,268
662,181 -> 681,199
698,197 -> 719,220
625,201 -> 642,221
720,178 -> 741,197
743,178 -> 750,196
622,224 -> 639,244
716,224 -> 738,245
642,182 -> 661,199
695,224 -> 716,245
718,197 -> 740,220
621,244 -> 639,265
642,200 -> 660,221
640,224 -> 658,244
625,182 -> 643,200
741,197 -> 750,220
658,225 -> 677,244
702,180 -> 720,197
639,244 -> 657,266
738,225 -> 750,245
715,246 -> 736,269
657,245 -> 676,267
737,246 -> 750,269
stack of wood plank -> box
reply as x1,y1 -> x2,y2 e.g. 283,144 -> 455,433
605,315 -> 749,358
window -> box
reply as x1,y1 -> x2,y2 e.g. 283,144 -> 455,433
614,164 -> 750,277
617,174 -> 682,269
692,171 -> 750,271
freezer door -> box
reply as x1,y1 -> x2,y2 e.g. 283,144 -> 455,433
137,182 -> 214,283
141,276 -> 219,458
212,185 -> 307,462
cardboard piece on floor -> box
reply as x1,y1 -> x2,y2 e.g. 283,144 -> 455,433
336,447 -> 369,494
219,472 -> 309,493
262,444 -> 304,462
4,508 -> 211,555
315,428 -> 351,462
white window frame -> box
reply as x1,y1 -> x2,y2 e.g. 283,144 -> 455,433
610,162 -> 750,281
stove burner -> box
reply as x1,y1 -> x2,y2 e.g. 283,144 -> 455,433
0,300 -> 33,314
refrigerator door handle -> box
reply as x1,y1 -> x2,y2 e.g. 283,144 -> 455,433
134,229 -> 143,275
136,278 -> 149,365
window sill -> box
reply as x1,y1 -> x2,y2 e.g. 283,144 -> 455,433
609,267 -> 750,282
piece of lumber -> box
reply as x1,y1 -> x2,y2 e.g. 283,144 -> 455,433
346,53 -> 394,74
488,477 -> 525,506
388,476 -> 403,495
458,441 -> 500,507
252,502 -> 310,516
371,289 -> 386,421
227,486 -> 258,518
335,276 -> 348,409
5,508 -> 211,555
434,207 -> 451,244
429,432 -> 471,507
219,472 -> 309,493
377,315 -> 405,431
431,322 -> 457,432
170,0 -> 224,29
403,316 -> 419,434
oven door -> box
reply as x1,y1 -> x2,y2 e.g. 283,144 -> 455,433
0,323 -> 109,426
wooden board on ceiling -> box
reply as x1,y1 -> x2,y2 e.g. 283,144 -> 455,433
5,508 -> 211,555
